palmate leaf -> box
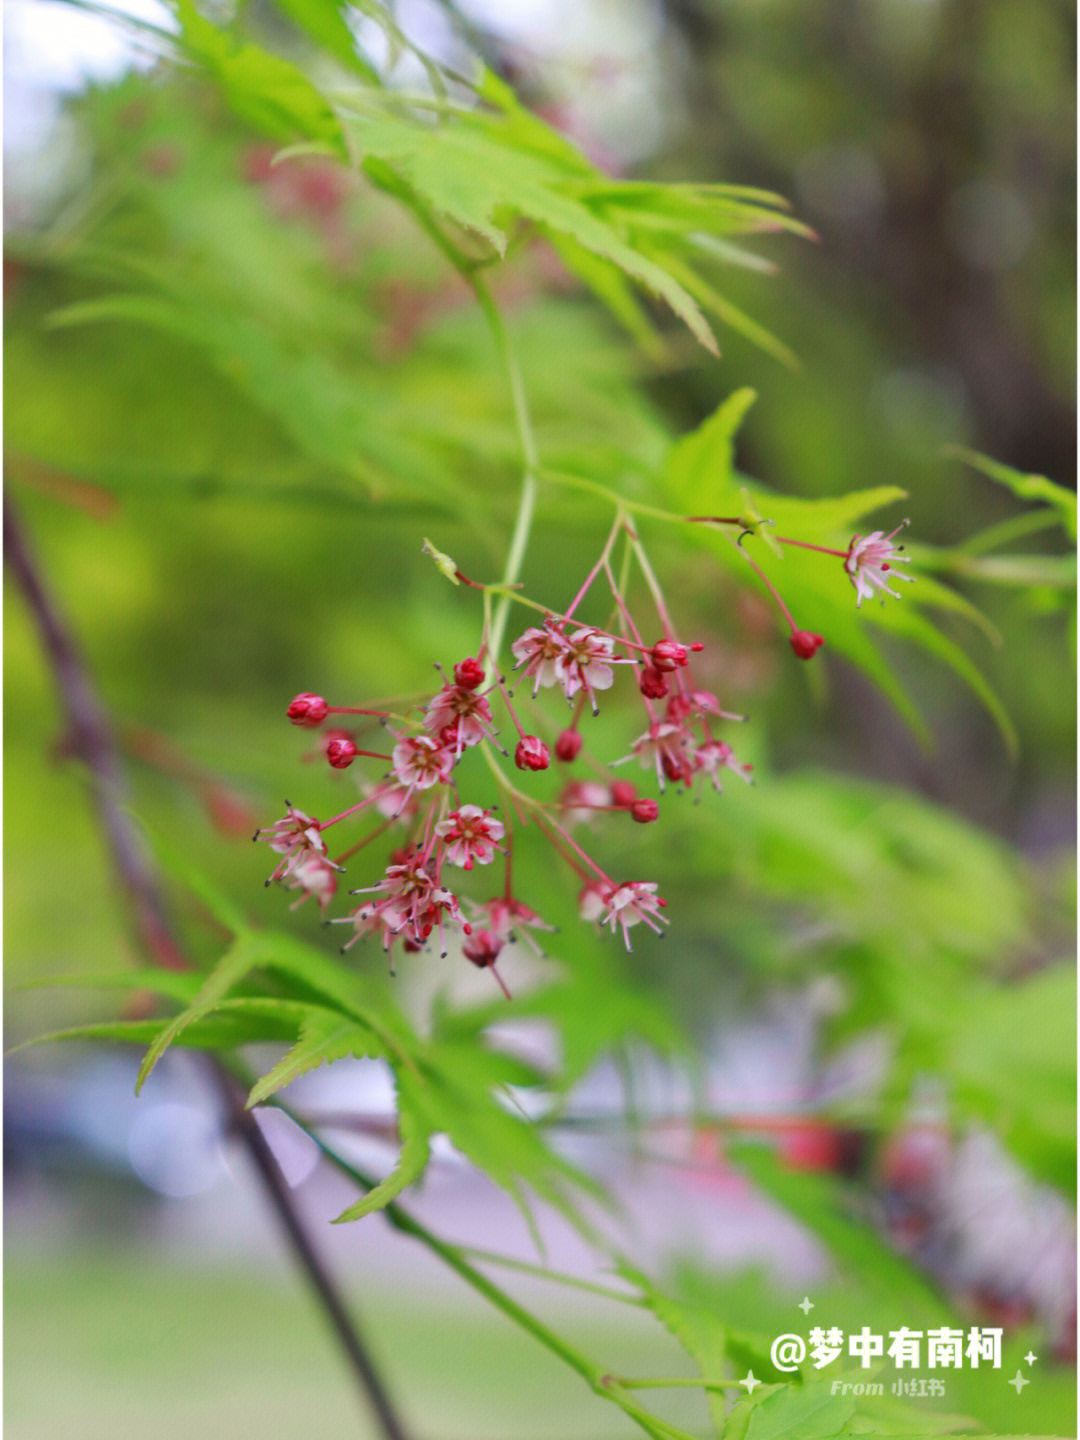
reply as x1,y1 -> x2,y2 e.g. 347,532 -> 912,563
145,0 -> 795,360
170,0 -> 347,152
265,0 -> 377,79
742,1383 -> 856,1440
348,106 -> 716,352
620,1263 -> 733,1437
946,447 -> 1077,541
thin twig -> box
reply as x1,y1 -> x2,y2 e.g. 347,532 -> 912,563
4,493 -> 412,1440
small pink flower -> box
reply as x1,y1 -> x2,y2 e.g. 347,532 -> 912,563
284,852 -> 339,913
416,886 -> 469,957
626,721 -> 694,790
845,520 -> 913,606
599,882 -> 668,950
331,902 -> 412,967
473,895 -> 555,950
693,739 -> 753,792
578,879 -> 612,923
435,805 -> 506,869
423,683 -> 497,754
391,734 -> 454,798
670,690 -> 743,723
511,620 -> 574,697
351,854 -> 436,943
555,628 -> 627,712
256,804 -> 329,883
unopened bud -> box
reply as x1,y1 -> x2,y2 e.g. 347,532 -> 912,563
790,630 -> 825,660
611,780 -> 637,808
555,729 -> 583,762
287,693 -> 329,726
651,639 -> 693,672
515,736 -> 550,772
326,735 -> 358,768
631,798 -> 659,823
454,657 -> 485,690
639,665 -> 669,699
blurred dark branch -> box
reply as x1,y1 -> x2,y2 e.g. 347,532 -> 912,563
3,493 -> 412,1440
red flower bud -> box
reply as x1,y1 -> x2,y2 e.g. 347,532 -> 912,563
555,728 -> 583,762
651,639 -> 692,671
515,736 -> 550,772
611,780 -> 637,808
790,630 -> 825,660
454,657 -> 485,690
631,797 -> 659,823
326,735 -> 358,768
287,693 -> 328,726
639,665 -> 670,699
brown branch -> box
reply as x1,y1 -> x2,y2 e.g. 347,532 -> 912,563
4,492 -> 411,1440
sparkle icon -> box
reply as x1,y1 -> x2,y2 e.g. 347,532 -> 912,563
797,1296 -> 815,1315
739,1370 -> 762,1394
1024,1351 -> 1038,1366
1008,1370 -> 1030,1394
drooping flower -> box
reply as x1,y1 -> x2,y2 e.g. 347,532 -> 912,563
435,805 -> 506,869
390,734 -> 454,799
283,852 -> 340,913
511,620 -> 574,697
845,521 -> 914,607
423,682 -> 498,755
555,627 -> 626,712
625,721 -> 695,789
462,928 -> 512,998
467,894 -> 555,960
693,738 -> 753,792
578,879 -> 612,923
256,803 -> 329,884
599,881 -> 668,950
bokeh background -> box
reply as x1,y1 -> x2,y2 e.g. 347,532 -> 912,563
5,1 -> 1076,1436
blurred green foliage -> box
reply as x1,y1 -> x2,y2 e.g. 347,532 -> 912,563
5,0 -> 1074,1435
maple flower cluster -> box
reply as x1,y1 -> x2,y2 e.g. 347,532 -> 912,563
256,516 -> 912,996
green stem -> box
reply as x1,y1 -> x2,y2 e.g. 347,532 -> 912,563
611,1376 -> 744,1392
540,465 -> 687,524
458,1247 -> 647,1305
471,277 -> 539,667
